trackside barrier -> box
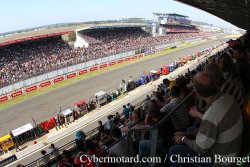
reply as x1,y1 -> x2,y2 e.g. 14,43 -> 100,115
7,73 -> 149,166
23,101 -> 146,167
7,44 -> 228,167
0,50 -> 135,95
15,142 -> 44,159
0,37 -> 206,96
6,43 -> 227,167
0,52 -> 144,103
127,91 -> 195,167
0,155 -> 17,167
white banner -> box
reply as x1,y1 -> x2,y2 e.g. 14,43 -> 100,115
11,123 -> 33,137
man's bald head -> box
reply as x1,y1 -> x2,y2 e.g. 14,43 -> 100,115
193,72 -> 218,98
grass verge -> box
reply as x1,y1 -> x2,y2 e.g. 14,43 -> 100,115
0,40 -> 209,109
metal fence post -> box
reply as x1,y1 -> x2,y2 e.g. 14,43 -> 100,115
149,129 -> 158,167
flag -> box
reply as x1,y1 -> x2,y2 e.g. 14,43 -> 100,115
32,117 -> 37,126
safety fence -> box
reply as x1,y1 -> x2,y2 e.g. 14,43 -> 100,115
0,41 -> 183,102
24,99 -> 147,167
0,39 -> 227,166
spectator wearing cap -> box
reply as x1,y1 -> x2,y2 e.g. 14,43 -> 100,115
169,72 -> 242,167
74,141 -> 87,167
58,150 -> 74,167
75,130 -> 86,152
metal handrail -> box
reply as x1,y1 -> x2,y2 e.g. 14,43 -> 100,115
129,90 -> 194,132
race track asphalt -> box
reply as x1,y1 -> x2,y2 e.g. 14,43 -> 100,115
0,39 -> 226,135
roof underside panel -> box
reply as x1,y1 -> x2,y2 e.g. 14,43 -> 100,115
176,0 -> 250,30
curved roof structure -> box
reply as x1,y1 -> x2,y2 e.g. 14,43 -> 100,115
0,23 -> 146,47
176,0 -> 250,30
153,13 -> 188,18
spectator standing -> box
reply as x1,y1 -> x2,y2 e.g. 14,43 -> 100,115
98,121 -> 105,138
41,150 -> 51,167
127,103 -> 134,112
14,142 -> 21,152
103,115 -> 113,130
122,105 -> 130,119
75,130 -> 86,152
49,143 -> 61,161
114,112 -> 121,122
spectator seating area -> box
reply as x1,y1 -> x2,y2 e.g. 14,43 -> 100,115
0,27 -> 217,87
18,36 -> 250,167
161,25 -> 199,33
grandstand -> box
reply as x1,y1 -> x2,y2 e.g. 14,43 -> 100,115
0,24 -> 215,91
152,13 -> 199,36
0,0 -> 250,166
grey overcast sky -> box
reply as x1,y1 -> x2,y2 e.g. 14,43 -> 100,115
0,0 -> 238,33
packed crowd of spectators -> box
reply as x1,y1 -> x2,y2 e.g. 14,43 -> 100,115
0,27 -> 216,87
16,38 -> 250,167
162,25 -> 199,33
54,35 -> 249,167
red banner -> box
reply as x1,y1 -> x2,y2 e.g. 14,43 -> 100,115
0,31 -> 74,47
11,90 -> 23,98
132,56 -> 138,59
117,59 -> 124,64
26,85 -> 37,93
54,76 -> 64,83
79,69 -> 88,75
108,61 -> 116,66
90,66 -> 98,72
137,54 -> 143,58
40,81 -> 51,88
100,64 -> 107,68
67,73 -> 76,79
0,96 -> 8,102
125,57 -> 131,61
